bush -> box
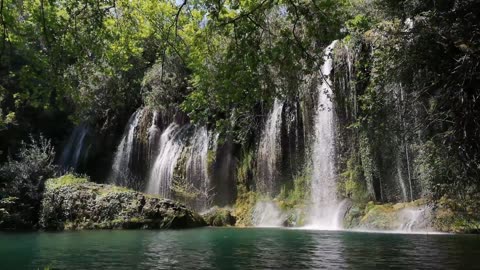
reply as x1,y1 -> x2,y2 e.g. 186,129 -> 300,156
0,135 -> 56,199
0,135 -> 57,229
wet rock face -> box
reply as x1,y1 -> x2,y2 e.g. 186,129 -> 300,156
39,177 -> 206,230
202,207 -> 236,227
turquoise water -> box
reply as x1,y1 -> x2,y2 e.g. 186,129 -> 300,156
0,228 -> 479,269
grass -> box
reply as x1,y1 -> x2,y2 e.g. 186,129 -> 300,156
45,174 -> 89,190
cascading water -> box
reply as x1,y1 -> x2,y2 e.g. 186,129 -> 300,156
396,153 -> 409,202
146,123 -> 187,197
307,41 -> 343,230
257,99 -> 284,194
185,126 -> 210,210
110,109 -> 144,185
397,206 -> 429,232
252,200 -> 285,227
59,124 -> 89,171
148,111 -> 161,164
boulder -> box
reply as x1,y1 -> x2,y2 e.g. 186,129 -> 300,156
39,175 -> 206,230
202,207 -> 236,226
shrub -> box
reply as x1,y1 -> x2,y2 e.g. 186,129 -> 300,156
0,135 -> 57,228
0,135 -> 57,199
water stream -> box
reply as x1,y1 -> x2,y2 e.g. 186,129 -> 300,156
307,41 -> 342,229
256,99 -> 284,195
59,124 -> 89,171
146,123 -> 187,197
110,109 -> 145,185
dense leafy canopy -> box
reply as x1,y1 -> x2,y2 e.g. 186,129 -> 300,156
0,0 -> 479,201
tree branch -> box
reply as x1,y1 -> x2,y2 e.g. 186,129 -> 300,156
175,0 -> 187,38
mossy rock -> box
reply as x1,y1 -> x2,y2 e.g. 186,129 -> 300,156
202,207 -> 236,227
39,174 -> 206,231
359,203 -> 398,230
354,200 -> 431,231
431,195 -> 480,233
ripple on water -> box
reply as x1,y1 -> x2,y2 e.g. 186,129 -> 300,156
0,228 -> 479,270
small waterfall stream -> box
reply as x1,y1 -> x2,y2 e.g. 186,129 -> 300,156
110,109 -> 145,185
257,99 -> 284,195
186,126 -> 210,209
59,124 -> 89,171
146,123 -> 187,197
307,41 -> 343,230
397,206 -> 429,232
148,111 -> 161,164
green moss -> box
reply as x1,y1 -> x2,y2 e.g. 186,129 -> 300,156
45,174 -> 89,190
433,195 -> 480,233
207,149 -> 216,176
358,203 -> 397,230
277,169 -> 310,211
346,199 -> 429,230
99,185 -> 131,195
233,148 -> 257,226
338,153 -> 370,204
233,187 -> 257,227
236,148 -> 254,186
203,207 -> 236,227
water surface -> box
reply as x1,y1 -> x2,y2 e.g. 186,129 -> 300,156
1,228 -> 479,269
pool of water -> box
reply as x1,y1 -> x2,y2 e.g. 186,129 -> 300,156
1,228 -> 479,269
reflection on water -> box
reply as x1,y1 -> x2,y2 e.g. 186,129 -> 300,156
0,228 -> 479,270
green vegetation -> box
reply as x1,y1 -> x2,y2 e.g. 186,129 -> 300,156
276,169 -> 310,226
344,199 -> 428,230
44,174 -> 88,190
202,207 -> 236,227
433,195 -> 480,233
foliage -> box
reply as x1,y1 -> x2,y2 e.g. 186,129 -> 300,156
233,188 -> 257,227
142,56 -> 189,114
181,0 -> 349,140
0,135 -> 56,200
0,135 -> 56,228
277,169 -> 310,211
234,148 -> 257,226
433,194 -> 480,233
338,153 -> 370,204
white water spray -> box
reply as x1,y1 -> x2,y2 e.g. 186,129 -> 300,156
397,206 -> 429,232
252,200 -> 285,227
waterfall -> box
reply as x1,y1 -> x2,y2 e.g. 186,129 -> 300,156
307,41 -> 343,230
148,111 -> 161,164
146,123 -> 187,197
257,99 -> 284,194
59,124 -> 89,171
397,206 -> 429,232
252,200 -> 285,227
110,108 -> 144,185
396,153 -> 409,202
185,126 -> 210,210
